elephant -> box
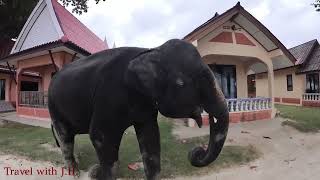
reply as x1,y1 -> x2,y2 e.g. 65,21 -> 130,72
48,39 -> 229,180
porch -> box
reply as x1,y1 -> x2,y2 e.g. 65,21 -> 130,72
18,90 -> 273,123
302,93 -> 320,107
18,91 -> 50,120
301,72 -> 320,107
187,97 -> 272,127
12,51 -> 81,120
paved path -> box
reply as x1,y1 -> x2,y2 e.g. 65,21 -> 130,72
0,112 -> 50,128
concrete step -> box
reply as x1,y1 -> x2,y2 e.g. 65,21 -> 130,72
0,101 -> 15,113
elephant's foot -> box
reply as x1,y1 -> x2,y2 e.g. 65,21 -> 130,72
64,160 -> 80,178
88,164 -> 101,179
88,161 -> 119,180
111,161 -> 120,177
151,173 -> 161,180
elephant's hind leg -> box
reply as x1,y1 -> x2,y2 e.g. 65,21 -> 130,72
52,120 -> 80,176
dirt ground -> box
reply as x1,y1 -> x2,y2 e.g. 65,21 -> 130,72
174,118 -> 320,180
0,153 -> 91,180
1,117 -> 320,180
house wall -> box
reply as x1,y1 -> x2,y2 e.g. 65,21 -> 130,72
42,66 -> 55,91
255,67 -> 305,105
15,51 -> 75,120
0,73 -> 40,106
17,52 -> 65,70
255,73 -> 269,97
41,52 -> 73,90
17,51 -> 73,91
10,79 -> 16,105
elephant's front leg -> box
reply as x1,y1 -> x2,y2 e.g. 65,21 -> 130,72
89,126 -> 123,180
134,119 -> 161,180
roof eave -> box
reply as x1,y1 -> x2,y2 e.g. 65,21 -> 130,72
183,3 -> 241,41
0,41 -> 91,63
237,7 -> 297,64
183,2 -> 297,65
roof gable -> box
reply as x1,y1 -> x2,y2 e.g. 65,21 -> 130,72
232,13 -> 277,51
11,0 -> 63,54
11,0 -> 107,55
183,2 -> 296,64
289,39 -> 317,65
297,40 -> 320,73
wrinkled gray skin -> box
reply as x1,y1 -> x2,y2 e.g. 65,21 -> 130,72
48,39 -> 229,180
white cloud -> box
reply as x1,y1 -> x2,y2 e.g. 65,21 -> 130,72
67,0 -> 319,48
250,1 -> 270,20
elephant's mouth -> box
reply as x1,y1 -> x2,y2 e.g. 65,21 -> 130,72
190,106 -> 203,128
158,104 -> 203,127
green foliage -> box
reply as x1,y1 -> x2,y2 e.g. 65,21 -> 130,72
0,0 -> 106,40
59,0 -> 106,14
282,120 -> 318,133
0,0 -> 38,40
313,0 -> 320,11
276,104 -> 320,133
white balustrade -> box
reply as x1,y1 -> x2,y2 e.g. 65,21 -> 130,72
303,93 -> 320,101
226,97 -> 272,112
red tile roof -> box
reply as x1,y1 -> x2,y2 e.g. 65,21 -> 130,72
51,0 -> 108,54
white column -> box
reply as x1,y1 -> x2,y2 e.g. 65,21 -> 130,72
230,100 -> 234,112
266,61 -> 275,116
235,100 -> 239,112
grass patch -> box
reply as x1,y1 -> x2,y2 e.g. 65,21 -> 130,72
281,120 -> 318,133
0,117 -> 260,178
276,104 -> 320,133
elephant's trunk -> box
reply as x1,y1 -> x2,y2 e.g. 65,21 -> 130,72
188,68 -> 229,167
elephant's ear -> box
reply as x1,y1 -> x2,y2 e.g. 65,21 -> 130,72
125,50 -> 160,99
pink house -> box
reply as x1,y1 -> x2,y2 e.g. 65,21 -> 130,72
0,0 -> 108,120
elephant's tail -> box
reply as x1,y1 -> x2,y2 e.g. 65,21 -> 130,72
51,124 -> 60,148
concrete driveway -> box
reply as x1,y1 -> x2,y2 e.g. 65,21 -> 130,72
0,112 -> 50,128
174,118 -> 320,180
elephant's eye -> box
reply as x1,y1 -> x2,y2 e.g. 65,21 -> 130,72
176,78 -> 184,87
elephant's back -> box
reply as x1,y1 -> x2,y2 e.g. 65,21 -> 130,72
48,47 -> 147,132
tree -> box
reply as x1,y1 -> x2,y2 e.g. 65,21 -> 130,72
59,0 -> 106,14
0,0 -> 106,40
314,0 -> 320,11
0,0 -> 38,40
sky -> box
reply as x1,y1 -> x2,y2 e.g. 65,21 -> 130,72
71,0 -> 320,49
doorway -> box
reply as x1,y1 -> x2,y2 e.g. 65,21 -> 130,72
208,64 -> 237,99
0,79 -> 5,100
247,74 -> 256,97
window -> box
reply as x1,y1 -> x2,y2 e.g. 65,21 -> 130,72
20,81 -> 38,91
287,74 -> 293,91
306,73 -> 319,93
